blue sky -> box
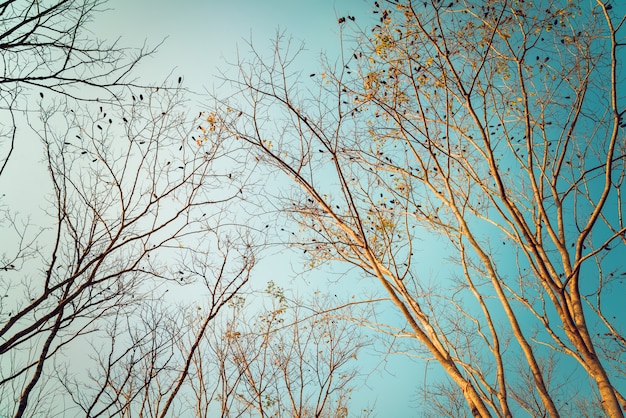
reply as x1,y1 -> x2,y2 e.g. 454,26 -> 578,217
91,0 -> 370,93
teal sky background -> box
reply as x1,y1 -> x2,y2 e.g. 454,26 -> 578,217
2,0 -> 624,416
90,0 -> 370,93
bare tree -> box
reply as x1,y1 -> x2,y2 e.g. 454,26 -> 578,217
211,0 -> 626,416
61,245 -> 252,418
186,284 -> 372,418
0,3 -> 263,416
0,83 -> 254,417
0,0 -> 155,177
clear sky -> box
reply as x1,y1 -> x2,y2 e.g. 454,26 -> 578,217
90,0 -> 370,93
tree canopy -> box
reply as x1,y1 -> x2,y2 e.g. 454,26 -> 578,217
212,0 -> 626,416
2,0 -> 625,416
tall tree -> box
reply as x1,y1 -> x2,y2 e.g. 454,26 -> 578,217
0,2 -> 260,416
213,0 -> 626,416
0,83 -> 254,417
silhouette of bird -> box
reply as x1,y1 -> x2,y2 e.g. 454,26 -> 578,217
178,76 -> 182,83
338,17 -> 346,23
39,92 -> 43,98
